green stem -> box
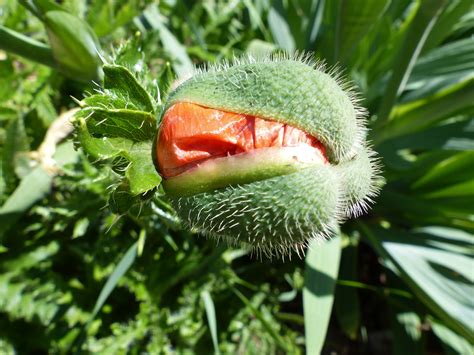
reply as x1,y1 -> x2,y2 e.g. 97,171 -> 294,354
0,25 -> 56,68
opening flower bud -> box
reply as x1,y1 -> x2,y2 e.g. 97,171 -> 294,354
154,56 -> 381,257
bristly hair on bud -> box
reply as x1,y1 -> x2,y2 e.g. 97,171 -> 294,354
154,52 -> 383,259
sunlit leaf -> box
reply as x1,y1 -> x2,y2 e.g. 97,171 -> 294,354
201,290 -> 220,355
303,234 -> 341,354
362,225 -> 474,342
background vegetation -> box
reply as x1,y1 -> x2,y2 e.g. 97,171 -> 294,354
0,0 -> 473,353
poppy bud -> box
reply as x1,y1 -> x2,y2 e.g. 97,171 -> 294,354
154,56 -> 381,257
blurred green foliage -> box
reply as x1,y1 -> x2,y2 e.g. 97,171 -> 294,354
0,0 -> 473,353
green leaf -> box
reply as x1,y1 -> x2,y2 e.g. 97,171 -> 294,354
376,77 -> 474,143
76,119 -> 161,195
408,38 -> 474,88
103,65 -> 155,113
335,0 -> 390,61
361,225 -> 474,342
83,108 -> 156,141
390,311 -> 424,355
267,0 -> 325,51
0,167 -> 52,238
2,116 -> 29,190
201,290 -> 220,355
246,39 -> 277,58
377,118 -> 474,162
431,318 -> 473,355
138,4 -> 193,77
376,0 -> 448,125
303,234 -> 342,354
90,241 -> 138,320
411,151 -> 474,191
403,38 -> 474,102
268,4 -> 296,53
334,242 -> 360,340
423,0 -> 474,52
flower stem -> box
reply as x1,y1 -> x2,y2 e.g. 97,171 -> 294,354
0,25 -> 56,68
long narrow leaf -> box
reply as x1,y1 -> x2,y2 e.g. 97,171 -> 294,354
201,290 -> 220,355
334,0 -> 390,62
303,235 -> 342,354
90,241 -> 138,319
361,224 -> 474,342
376,0 -> 447,126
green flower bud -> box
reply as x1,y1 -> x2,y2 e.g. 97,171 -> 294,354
44,11 -> 102,82
154,56 -> 382,257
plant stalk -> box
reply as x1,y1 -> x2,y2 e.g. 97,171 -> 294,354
0,25 -> 56,68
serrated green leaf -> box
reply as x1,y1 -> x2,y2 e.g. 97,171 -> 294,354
103,65 -> 155,113
125,145 -> 161,195
83,108 -> 155,141
76,118 -> 161,195
303,234 -> 341,354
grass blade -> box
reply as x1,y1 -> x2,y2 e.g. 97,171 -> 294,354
201,290 -> 220,355
376,0 -> 447,126
90,241 -> 138,319
334,0 -> 390,61
0,167 -> 52,239
303,234 -> 342,354
375,77 -> 474,143
232,287 -> 289,351
268,4 -> 296,52
423,0 -> 474,52
334,242 -> 360,340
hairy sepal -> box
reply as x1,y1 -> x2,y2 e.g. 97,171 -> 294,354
169,145 -> 380,257
171,165 -> 341,258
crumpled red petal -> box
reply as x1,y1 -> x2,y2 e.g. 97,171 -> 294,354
157,102 -> 327,178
